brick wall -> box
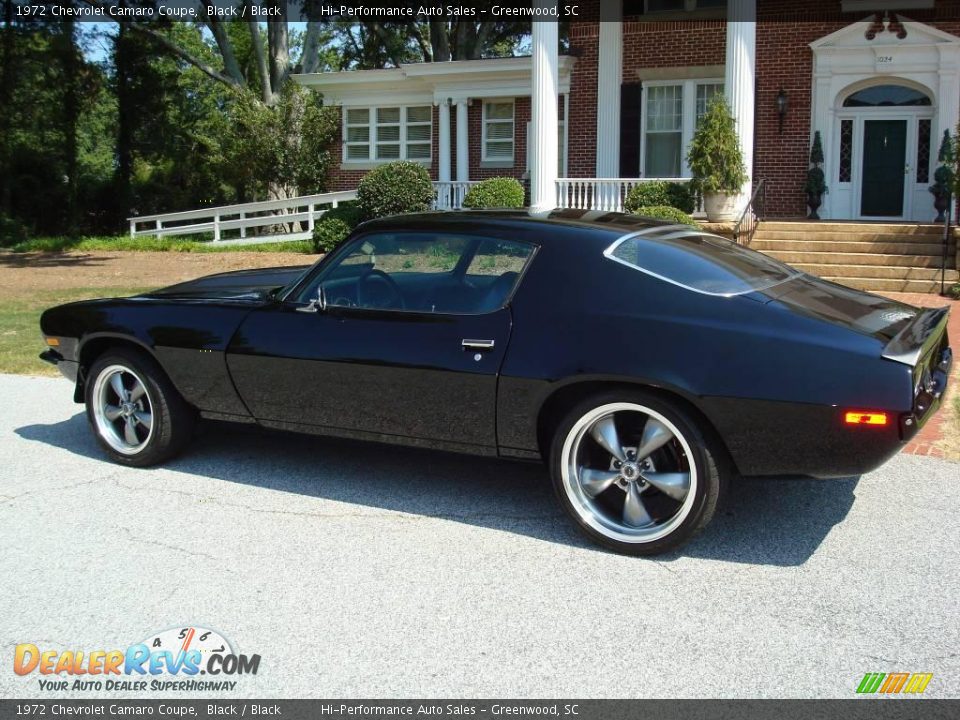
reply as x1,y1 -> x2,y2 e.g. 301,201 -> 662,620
567,23 -> 599,178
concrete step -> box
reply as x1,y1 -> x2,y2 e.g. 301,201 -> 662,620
790,263 -> 959,281
820,276 -> 957,293
753,229 -> 952,243
765,250 -> 952,268
759,221 -> 947,235
752,239 -> 949,255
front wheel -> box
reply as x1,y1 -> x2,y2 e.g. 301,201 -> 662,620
550,391 -> 724,556
85,349 -> 195,467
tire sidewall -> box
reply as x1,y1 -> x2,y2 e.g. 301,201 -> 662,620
549,390 -> 719,556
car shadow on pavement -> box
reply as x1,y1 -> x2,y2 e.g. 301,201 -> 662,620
17,413 -> 859,566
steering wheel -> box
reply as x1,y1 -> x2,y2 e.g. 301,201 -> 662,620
357,268 -> 405,310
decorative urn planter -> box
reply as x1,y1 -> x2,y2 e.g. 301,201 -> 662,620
932,190 -> 950,223
806,192 -> 823,221
703,192 -> 740,222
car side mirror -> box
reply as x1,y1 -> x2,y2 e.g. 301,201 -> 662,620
296,285 -> 327,314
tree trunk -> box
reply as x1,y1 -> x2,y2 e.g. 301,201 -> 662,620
60,20 -> 79,236
114,23 -> 133,224
0,0 -> 14,215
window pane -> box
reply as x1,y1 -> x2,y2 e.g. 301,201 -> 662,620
407,124 -> 430,142
346,108 -> 369,125
377,107 -> 400,123
645,133 -> 682,177
843,85 -> 931,107
695,83 -> 723,122
646,85 -> 682,132
697,0 -> 726,8
485,102 -> 514,120
646,0 -> 684,11
486,122 -> 513,140
917,118 -> 931,185
376,143 -> 400,159
608,232 -> 800,296
378,125 -> 400,142
407,106 -> 431,123
407,143 -> 431,159
347,126 -> 369,143
839,119 -> 853,183
346,144 -> 369,160
485,141 -> 514,159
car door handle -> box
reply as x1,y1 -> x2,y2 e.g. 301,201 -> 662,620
462,339 -> 495,350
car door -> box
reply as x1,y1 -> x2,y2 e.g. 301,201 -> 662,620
226,231 -> 536,452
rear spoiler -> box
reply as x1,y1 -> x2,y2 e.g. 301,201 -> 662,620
882,306 -> 950,367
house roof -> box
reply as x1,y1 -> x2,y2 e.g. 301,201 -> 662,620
292,56 -> 577,106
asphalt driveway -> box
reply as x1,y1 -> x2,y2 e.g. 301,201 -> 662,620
1,373 -> 958,699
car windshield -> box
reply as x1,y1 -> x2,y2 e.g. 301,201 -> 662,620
606,229 -> 802,296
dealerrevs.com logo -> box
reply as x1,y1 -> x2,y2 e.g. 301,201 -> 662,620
856,672 -> 933,695
13,626 -> 261,692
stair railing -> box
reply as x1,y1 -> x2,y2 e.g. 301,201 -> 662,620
732,179 -> 766,247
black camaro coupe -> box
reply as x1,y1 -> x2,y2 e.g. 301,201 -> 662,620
40,210 -> 952,554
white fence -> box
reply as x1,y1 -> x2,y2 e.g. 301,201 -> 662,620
433,181 -> 480,211
556,177 -> 694,213
127,190 -> 358,244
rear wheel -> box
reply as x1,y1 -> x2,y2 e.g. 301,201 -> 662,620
85,349 -> 195,467
550,390 -> 724,555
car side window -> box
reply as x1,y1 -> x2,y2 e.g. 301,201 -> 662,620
305,233 -> 534,314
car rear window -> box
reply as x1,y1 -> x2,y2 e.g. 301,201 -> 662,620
605,229 -> 801,296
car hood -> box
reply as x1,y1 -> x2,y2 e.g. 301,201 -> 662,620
762,273 -> 921,343
141,265 -> 311,301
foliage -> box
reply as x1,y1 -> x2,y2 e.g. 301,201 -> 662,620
629,205 -> 701,228
930,130 -> 955,197
312,218 -> 353,254
623,181 -> 695,214
462,178 -> 525,209
946,282 -> 960,300
323,202 -> 365,229
0,214 -> 29,247
805,132 -> 828,197
686,95 -> 748,195
357,161 -> 435,219
9,236 -> 314,254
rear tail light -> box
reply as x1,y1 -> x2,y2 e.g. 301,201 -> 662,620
844,411 -> 888,426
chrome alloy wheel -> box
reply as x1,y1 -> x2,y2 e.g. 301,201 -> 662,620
560,402 -> 697,544
91,364 -> 154,455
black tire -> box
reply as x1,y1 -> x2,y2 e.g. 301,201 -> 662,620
84,348 -> 196,467
549,389 -> 725,556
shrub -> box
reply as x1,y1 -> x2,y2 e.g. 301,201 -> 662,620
630,205 -> 701,228
323,202 -> 364,229
356,161 -> 434,219
687,95 -> 748,195
623,181 -> 695,214
462,177 -> 525,209
0,214 -> 28,247
312,217 -> 352,253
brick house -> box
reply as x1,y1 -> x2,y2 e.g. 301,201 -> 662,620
294,0 -> 960,228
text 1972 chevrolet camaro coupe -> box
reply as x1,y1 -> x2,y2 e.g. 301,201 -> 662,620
39,210 -> 952,555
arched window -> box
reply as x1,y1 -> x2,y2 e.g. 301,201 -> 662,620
843,85 -> 932,107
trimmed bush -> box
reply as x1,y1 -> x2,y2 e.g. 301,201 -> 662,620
623,181 -> 695,214
323,202 -> 364,229
312,217 -> 352,253
630,205 -> 701,228
356,161 -> 434,219
462,177 -> 525,209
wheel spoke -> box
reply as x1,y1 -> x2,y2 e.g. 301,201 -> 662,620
589,416 -> 626,462
623,482 -> 653,527
103,405 -> 123,421
635,417 -> 673,461
641,472 -> 690,502
124,417 -> 139,446
109,373 -> 128,402
134,411 -> 152,430
579,467 -> 619,498
129,382 -> 146,402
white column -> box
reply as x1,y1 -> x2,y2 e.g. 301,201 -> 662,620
596,3 -> 623,177
724,0 -> 756,212
438,100 -> 451,183
530,11 -> 559,212
455,100 -> 469,182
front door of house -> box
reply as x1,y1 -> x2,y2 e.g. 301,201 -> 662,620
860,119 -> 907,217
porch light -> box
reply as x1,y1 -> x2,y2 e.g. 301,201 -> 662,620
776,89 -> 788,134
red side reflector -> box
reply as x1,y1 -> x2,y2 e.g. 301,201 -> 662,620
844,411 -> 888,426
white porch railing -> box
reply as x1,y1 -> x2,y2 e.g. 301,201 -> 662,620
556,178 -> 694,213
127,190 -> 358,244
433,180 -> 481,210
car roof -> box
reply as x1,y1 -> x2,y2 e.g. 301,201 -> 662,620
358,209 -> 688,240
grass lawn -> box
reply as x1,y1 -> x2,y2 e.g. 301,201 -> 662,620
7,235 -> 314,254
0,287 -> 150,376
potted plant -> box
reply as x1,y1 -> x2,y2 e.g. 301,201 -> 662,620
929,129 -> 954,223
804,131 -> 828,220
686,95 -> 748,222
